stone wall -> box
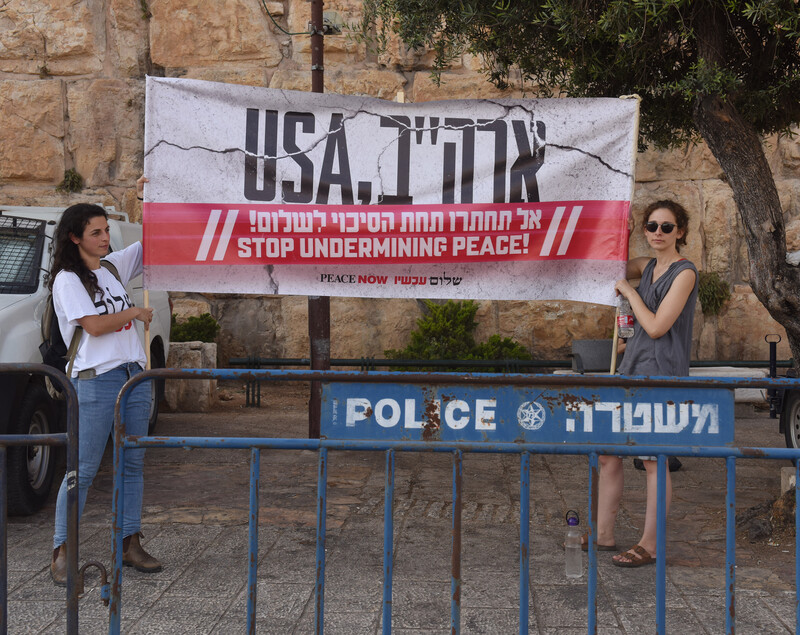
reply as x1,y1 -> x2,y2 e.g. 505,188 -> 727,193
2,0 -> 799,365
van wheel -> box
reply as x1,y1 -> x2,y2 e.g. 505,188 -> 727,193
8,384 -> 59,516
148,340 -> 166,434
784,390 -> 800,450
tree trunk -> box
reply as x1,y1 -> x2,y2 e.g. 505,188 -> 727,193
693,3 -> 800,366
693,96 -> 800,366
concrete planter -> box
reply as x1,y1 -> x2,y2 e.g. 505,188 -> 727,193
164,341 -> 217,412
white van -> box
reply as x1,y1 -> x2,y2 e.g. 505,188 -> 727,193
0,206 -> 171,515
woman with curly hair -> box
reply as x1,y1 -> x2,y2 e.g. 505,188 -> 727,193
49,202 -> 161,585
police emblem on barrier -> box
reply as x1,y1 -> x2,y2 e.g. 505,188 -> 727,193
517,401 -> 546,430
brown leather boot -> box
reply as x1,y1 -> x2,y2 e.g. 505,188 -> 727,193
50,544 -> 67,587
122,532 -> 162,573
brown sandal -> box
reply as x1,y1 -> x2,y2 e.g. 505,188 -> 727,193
580,532 -> 616,552
612,544 -> 655,567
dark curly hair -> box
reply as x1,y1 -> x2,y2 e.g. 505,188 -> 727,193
48,203 -> 108,298
642,199 -> 689,251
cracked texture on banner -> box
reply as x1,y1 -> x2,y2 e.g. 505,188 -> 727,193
142,77 -> 639,303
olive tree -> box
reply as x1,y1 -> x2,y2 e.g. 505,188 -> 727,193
360,0 -> 800,363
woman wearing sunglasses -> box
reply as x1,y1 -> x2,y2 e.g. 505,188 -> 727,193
594,199 -> 698,567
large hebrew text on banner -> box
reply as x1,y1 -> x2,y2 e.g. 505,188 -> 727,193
143,77 -> 638,303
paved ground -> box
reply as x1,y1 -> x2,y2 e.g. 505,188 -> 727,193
5,382 -> 798,633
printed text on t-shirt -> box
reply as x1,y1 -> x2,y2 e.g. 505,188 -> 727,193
95,285 -> 133,332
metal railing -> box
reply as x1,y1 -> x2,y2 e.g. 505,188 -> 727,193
228,356 -> 794,370
110,368 -> 800,634
229,357 -> 573,407
228,356 -> 795,406
0,364 -> 80,635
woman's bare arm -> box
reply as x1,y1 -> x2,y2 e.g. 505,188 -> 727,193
625,256 -> 650,279
615,269 -> 696,339
77,306 -> 153,337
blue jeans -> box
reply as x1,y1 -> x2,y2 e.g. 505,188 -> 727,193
53,362 -> 150,548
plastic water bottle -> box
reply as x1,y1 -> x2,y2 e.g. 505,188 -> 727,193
565,510 -> 582,578
617,296 -> 634,339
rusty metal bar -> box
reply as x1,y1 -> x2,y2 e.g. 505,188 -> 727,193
247,448 -> 260,635
110,390 -> 125,633
0,364 -> 79,634
229,357 -> 572,370
125,366 -> 800,392
228,356 -> 793,370
519,452 -> 530,634
587,453 -> 599,634
314,447 -> 328,634
382,450 -> 395,633
796,460 -> 800,629
125,434 -> 800,460
451,450 -> 462,634
725,457 -> 736,635
0,445 -> 6,635
656,455 -> 667,635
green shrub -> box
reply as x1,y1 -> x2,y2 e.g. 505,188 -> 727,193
385,300 -> 531,371
698,271 -> 731,316
473,334 -> 532,362
56,169 -> 83,193
386,299 -> 478,362
171,313 -> 220,343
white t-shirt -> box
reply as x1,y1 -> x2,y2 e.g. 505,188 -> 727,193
53,242 -> 146,377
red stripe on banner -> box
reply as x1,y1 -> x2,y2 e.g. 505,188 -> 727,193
143,201 -> 629,266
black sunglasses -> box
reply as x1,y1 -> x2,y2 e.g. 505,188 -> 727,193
645,221 -> 676,234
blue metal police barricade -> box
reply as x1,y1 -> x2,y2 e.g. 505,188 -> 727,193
0,364 -> 80,635
109,369 -> 800,635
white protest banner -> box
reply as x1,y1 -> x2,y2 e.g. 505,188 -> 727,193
143,77 -> 638,303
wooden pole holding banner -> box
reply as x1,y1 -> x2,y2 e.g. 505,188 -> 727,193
609,308 -> 619,374
307,0 -> 328,439
609,94 -> 642,376
138,174 -> 153,371
144,289 -> 151,370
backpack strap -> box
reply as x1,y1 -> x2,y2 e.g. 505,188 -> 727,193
64,260 -> 123,378
64,328 -> 82,379
100,260 -> 120,283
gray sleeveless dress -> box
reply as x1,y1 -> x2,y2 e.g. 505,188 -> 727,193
618,258 -> 698,377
